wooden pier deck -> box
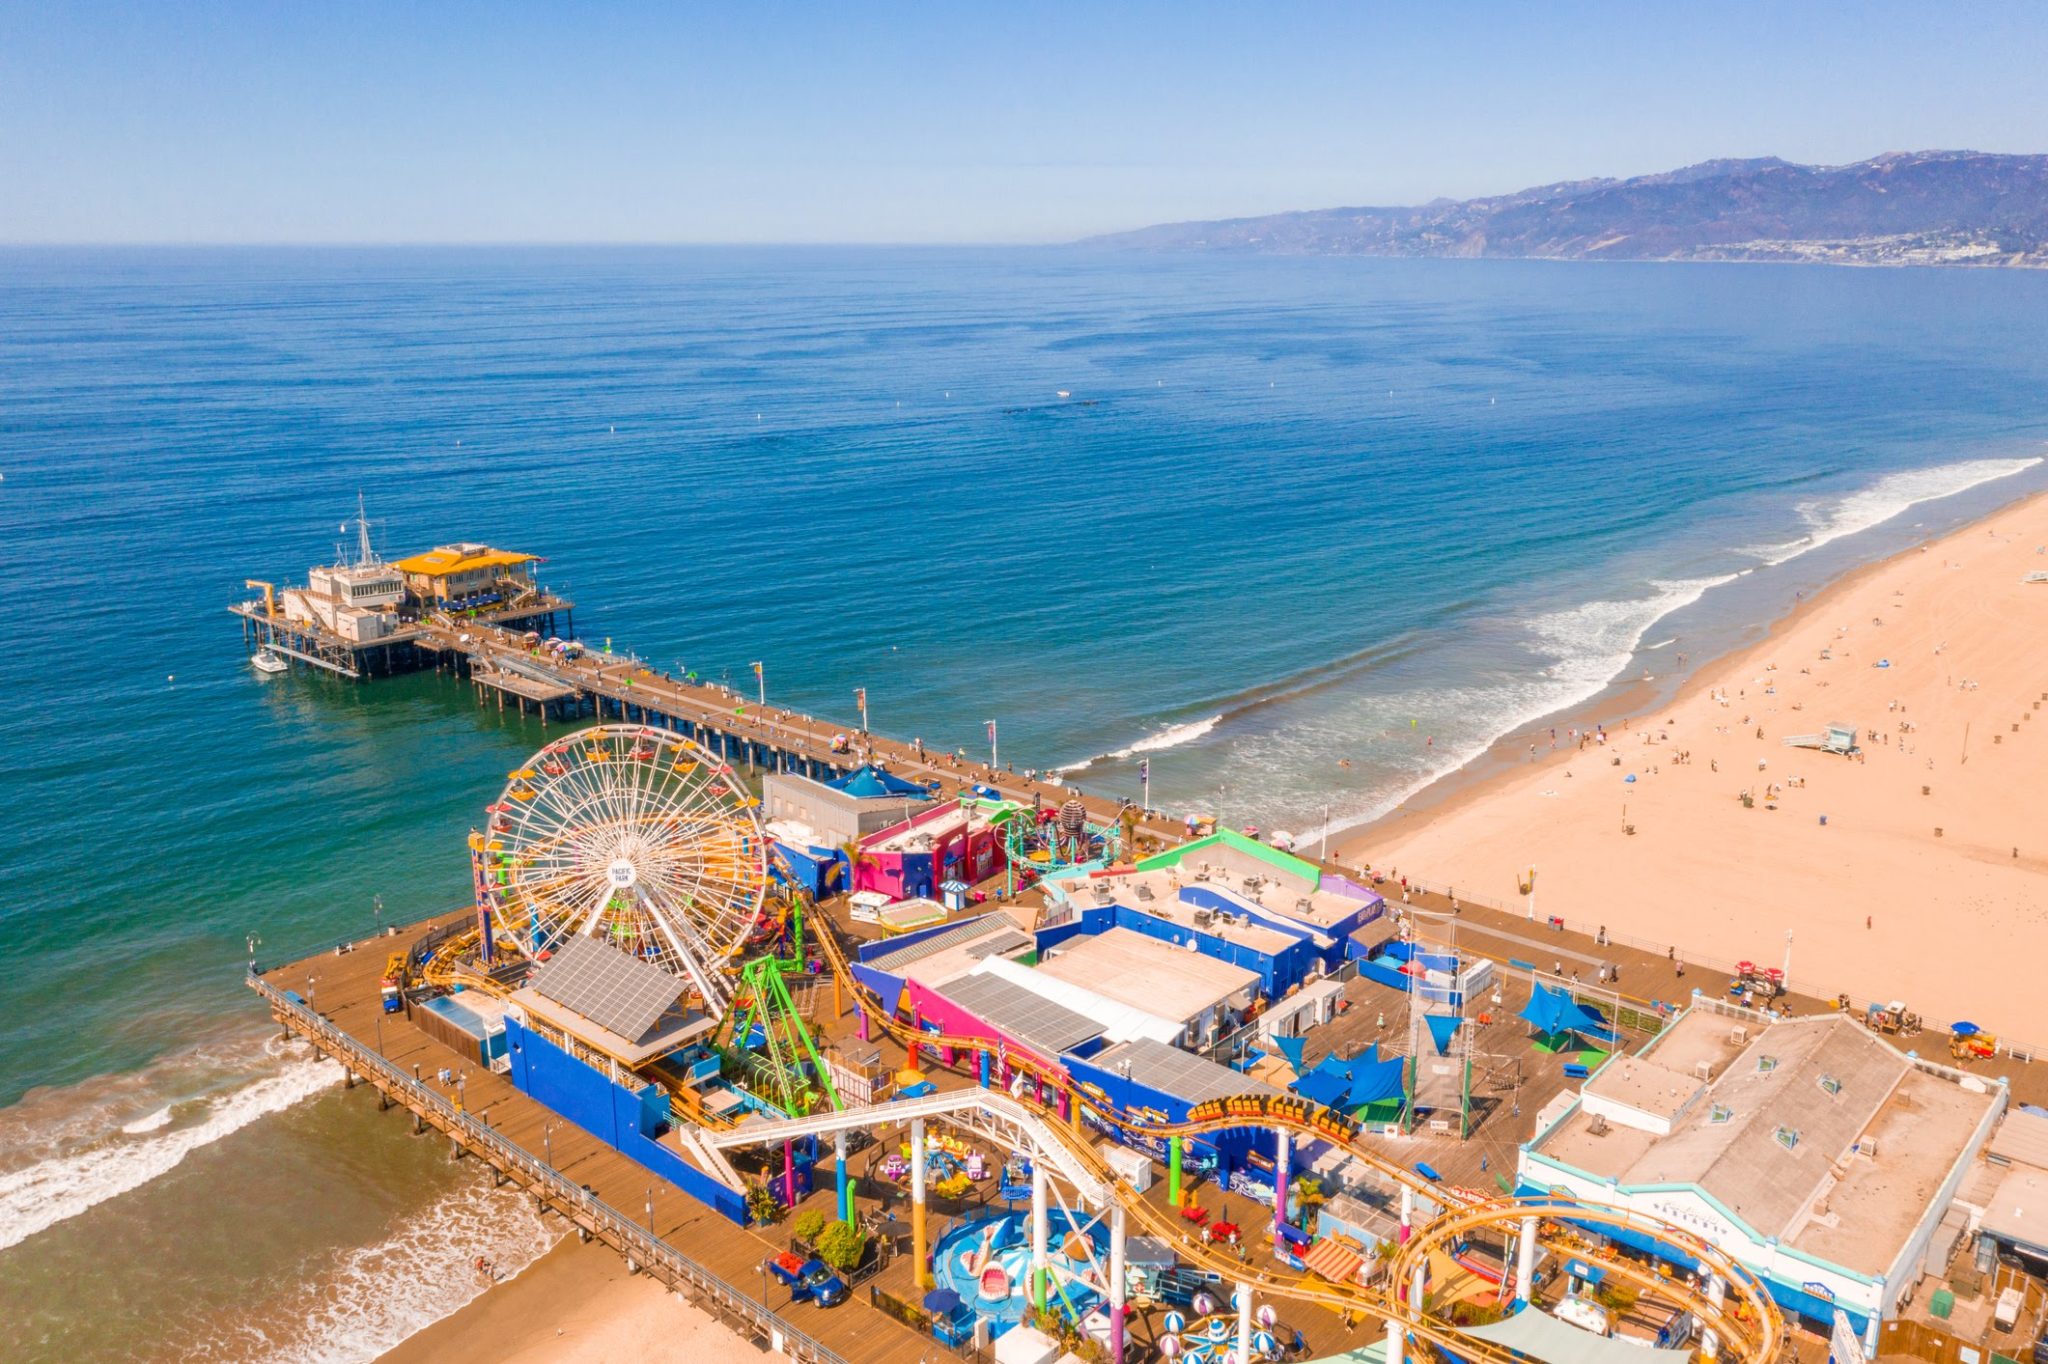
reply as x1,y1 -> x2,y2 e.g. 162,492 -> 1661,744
257,907 -> 1392,1364
255,913 -> 935,1364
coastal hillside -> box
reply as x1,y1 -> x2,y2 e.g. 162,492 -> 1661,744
1084,150 -> 2048,266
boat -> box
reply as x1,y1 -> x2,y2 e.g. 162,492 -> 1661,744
251,648 -> 288,675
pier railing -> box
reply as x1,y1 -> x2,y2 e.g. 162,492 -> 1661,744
1390,878 -> 2044,1066
248,971 -> 849,1364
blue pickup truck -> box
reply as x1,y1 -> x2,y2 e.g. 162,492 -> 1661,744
767,1252 -> 846,1307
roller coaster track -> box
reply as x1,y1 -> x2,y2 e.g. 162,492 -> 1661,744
767,907 -> 1788,1361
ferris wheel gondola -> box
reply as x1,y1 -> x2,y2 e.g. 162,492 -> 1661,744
483,723 -> 768,1017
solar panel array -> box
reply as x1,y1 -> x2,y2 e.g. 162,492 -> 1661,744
1092,1037 -> 1276,1104
941,971 -> 1104,1057
531,935 -> 684,1043
863,915 -> 1016,974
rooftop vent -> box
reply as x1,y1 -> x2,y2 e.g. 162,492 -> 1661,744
1588,1113 -> 1610,1136
1730,1026 -> 1749,1044
1857,1135 -> 1879,1157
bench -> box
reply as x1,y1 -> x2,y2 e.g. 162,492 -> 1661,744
1562,1062 -> 1591,1080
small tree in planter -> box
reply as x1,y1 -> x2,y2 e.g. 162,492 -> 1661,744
816,1219 -> 868,1273
746,1183 -> 785,1226
792,1209 -> 828,1245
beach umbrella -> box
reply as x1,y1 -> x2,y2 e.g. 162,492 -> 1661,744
1624,773 -> 1637,783
1159,1335 -> 1183,1358
1164,1310 -> 1187,1334
923,1287 -> 962,1313
1953,1021 -> 1982,1037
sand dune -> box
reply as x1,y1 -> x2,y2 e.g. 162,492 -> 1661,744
1346,491 -> 2048,1046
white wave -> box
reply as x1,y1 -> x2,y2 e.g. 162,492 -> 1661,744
1057,713 -> 1223,772
0,1052 -> 340,1252
118,1107 -> 173,1135
1751,456 -> 2042,567
1644,638 -> 1677,651
201,1180 -> 561,1364
1305,575 -> 1736,847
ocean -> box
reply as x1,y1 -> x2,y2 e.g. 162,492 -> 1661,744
1,247 -> 2044,1360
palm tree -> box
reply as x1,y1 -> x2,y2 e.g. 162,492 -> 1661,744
837,839 -> 874,897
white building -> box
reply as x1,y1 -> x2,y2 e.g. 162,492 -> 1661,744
1520,1002 -> 2005,1349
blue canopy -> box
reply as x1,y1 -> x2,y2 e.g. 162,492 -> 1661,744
1520,981 -> 1619,1043
1345,1055 -> 1407,1106
1290,1043 -> 1406,1110
1294,1067 -> 1353,1108
1425,1013 -> 1463,1055
829,764 -> 931,800
1273,1035 -> 1309,1078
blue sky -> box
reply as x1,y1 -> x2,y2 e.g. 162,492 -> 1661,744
4,1 -> 2045,244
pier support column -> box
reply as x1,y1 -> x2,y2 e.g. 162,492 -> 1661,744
1386,1313 -> 1405,1364
1399,1183 -> 1414,1243
1108,1203 -> 1128,1363
343,1069 -> 356,1090
978,1049 -> 991,1089
1237,1282 -> 1254,1364
1273,1129 -> 1291,1252
835,1129 -> 850,1225
1030,1159 -> 1049,1312
783,1138 -> 796,1211
910,1117 -> 931,1288
1410,1261 -> 1428,1320
449,1134 -> 463,1162
1169,1135 -> 1183,1208
412,1111 -> 425,1136
1515,1216 -> 1538,1306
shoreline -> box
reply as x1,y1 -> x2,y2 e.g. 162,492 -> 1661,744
1343,483 -> 2048,1037
1334,501 -> 2013,864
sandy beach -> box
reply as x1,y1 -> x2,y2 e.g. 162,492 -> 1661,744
378,1237 -> 746,1364
1345,490 -> 2048,1043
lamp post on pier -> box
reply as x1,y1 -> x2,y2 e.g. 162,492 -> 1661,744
985,719 -> 998,770
751,662 -> 765,708
543,1122 -> 553,1167
645,1186 -> 656,1236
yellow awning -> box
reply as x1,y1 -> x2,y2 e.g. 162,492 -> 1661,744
392,547 -> 538,576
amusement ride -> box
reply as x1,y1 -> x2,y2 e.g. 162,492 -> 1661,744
413,722 -> 1785,1364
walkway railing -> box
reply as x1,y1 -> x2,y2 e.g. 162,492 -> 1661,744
248,970 -> 848,1364
1390,879 -> 2044,1066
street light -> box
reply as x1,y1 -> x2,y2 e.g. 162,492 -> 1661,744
457,1069 -> 467,1112
543,1122 -> 554,1167
645,1186 -> 655,1235
373,893 -> 384,936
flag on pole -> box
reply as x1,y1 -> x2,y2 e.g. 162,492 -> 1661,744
1138,758 -> 1150,779
751,661 -> 763,676
985,719 -> 997,742
854,687 -> 866,707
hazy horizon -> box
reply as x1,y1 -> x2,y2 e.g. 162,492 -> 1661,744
5,1 -> 2046,246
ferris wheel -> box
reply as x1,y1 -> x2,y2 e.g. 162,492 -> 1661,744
482,724 -> 768,1016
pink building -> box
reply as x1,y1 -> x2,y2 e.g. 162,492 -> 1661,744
852,799 -> 1007,902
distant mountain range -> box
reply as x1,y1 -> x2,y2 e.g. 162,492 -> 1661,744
1083,151 -> 2048,267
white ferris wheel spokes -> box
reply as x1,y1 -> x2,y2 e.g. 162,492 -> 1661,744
484,724 -> 768,1016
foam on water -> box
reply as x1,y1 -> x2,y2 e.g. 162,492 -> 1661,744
1751,456 -> 2043,566
1300,575 -> 1737,845
1058,713 -> 1223,772
190,1180 -> 561,1364
0,1037 -> 339,1252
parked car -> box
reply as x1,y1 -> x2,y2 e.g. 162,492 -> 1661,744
766,1252 -> 846,1307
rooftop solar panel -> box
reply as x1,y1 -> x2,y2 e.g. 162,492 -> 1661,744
531,935 -> 684,1043
939,971 -> 1104,1057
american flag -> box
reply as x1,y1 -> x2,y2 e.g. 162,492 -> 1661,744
854,687 -> 866,707
985,719 -> 997,743
1138,758 -> 1150,778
